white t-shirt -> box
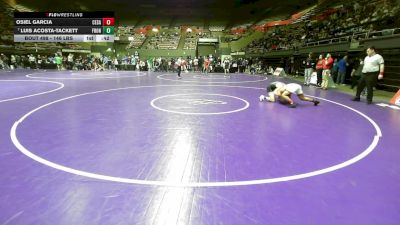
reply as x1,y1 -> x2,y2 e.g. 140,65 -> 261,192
271,82 -> 303,95
223,59 -> 230,68
271,81 -> 285,89
362,54 -> 384,73
271,82 -> 285,95
284,83 -> 303,95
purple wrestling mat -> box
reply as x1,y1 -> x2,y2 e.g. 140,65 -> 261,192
0,70 -> 399,225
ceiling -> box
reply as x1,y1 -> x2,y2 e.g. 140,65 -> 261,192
12,0 -> 317,27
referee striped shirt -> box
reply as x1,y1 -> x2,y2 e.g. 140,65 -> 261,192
362,54 -> 384,73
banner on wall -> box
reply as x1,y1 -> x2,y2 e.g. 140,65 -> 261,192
198,38 -> 218,43
310,72 -> 317,84
221,55 -> 231,62
62,49 -> 91,53
230,52 -> 245,56
309,72 -> 335,88
390,89 -> 400,106
273,67 -> 286,76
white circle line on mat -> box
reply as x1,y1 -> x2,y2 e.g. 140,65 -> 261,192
0,79 -> 64,103
10,84 -> 382,187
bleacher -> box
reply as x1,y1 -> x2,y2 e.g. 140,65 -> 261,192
378,49 -> 400,91
245,0 -> 400,54
145,32 -> 181,50
245,24 -> 304,53
209,26 -> 225,32
14,42 -> 60,51
126,34 -> 147,49
0,2 -> 14,47
116,26 -> 135,37
0,0 -> 399,92
183,34 -> 198,50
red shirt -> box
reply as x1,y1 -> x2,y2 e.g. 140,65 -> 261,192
204,60 -> 210,68
323,57 -> 334,70
316,59 -> 324,70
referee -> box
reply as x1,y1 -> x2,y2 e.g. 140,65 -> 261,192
353,46 -> 384,104
176,57 -> 182,79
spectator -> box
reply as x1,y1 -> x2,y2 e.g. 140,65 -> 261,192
303,53 -> 315,85
315,55 -> 324,87
321,53 -> 334,90
350,58 -> 363,89
336,55 -> 348,85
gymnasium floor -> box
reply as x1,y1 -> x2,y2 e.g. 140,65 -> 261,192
0,70 -> 399,225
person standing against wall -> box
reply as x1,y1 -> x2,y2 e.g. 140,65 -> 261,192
303,53 -> 314,86
336,55 -> 348,85
176,57 -> 182,79
223,57 -> 231,76
315,54 -> 324,87
321,53 -> 334,90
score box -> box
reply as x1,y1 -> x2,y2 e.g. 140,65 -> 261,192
96,34 -> 114,42
102,26 -> 114,34
102,18 -> 115,26
14,34 -> 114,42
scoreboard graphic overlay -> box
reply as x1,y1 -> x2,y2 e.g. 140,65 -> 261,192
14,12 -> 115,42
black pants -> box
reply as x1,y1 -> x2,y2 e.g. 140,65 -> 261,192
316,69 -> 323,86
351,75 -> 360,89
177,66 -> 181,77
331,70 -> 338,83
355,72 -> 379,102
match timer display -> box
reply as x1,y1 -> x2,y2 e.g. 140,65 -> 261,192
14,12 -> 115,42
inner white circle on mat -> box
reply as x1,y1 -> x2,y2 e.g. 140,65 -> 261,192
150,93 -> 249,115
